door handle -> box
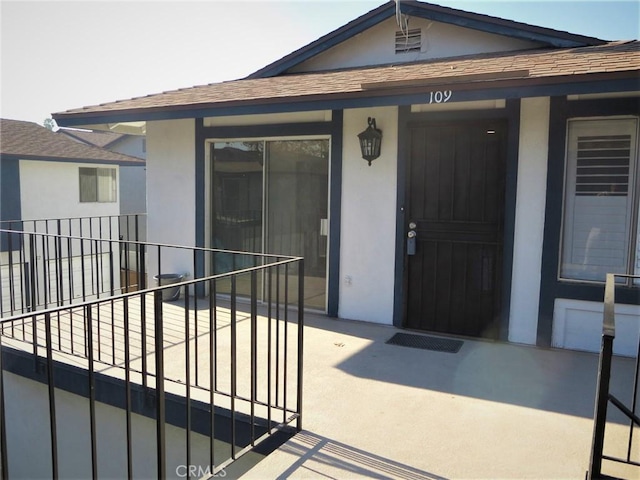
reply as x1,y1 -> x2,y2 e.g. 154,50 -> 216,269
407,229 -> 417,255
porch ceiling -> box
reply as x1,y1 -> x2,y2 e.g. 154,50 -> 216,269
53,41 -> 640,128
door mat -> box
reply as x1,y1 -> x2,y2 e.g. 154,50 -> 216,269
386,332 -> 463,353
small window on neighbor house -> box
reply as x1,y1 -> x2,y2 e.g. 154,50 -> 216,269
79,167 -> 117,203
395,28 -> 421,54
560,118 -> 639,282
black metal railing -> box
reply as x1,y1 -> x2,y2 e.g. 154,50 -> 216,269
587,273 -> 640,479
0,227 -> 303,479
0,214 -> 146,318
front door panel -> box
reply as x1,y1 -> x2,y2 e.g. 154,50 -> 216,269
405,120 -> 507,338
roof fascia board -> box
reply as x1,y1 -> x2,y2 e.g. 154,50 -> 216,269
53,75 -> 639,128
247,3 -> 395,78
400,3 -> 603,48
0,153 -> 143,166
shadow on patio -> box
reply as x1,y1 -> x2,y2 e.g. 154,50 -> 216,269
270,430 -> 446,480
244,312 -> 638,479
310,314 -> 636,421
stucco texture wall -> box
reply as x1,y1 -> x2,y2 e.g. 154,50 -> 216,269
339,107 -> 398,325
19,160 -> 120,220
146,119 -> 196,279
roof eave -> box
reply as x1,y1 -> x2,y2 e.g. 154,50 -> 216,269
0,152 -> 144,166
52,70 -> 639,128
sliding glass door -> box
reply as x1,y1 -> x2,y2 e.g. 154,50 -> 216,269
211,138 -> 329,310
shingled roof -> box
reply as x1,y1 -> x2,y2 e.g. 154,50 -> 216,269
53,41 -> 640,126
57,128 -> 126,148
0,119 -> 144,165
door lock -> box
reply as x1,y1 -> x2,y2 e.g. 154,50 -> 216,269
407,229 -> 417,255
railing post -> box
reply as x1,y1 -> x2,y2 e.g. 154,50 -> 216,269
297,259 -> 304,432
154,290 -> 166,479
587,273 -> 616,479
44,313 -> 58,479
0,335 -> 9,480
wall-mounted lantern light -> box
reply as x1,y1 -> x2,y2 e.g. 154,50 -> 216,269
358,117 -> 382,166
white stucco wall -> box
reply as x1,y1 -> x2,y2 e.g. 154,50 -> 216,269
339,107 -> 398,324
19,160 -> 120,220
109,135 -> 146,160
292,16 -> 542,73
146,119 -> 196,280
2,372 -> 226,479
508,97 -> 550,345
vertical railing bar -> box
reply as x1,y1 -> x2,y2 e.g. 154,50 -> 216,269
139,243 -> 146,290
267,266 -> 272,428
0,333 -> 9,480
250,269 -> 257,446
67,233 -> 74,354
89,220 -> 95,296
94,239 -> 100,298
85,305 -> 98,479
111,298 -> 116,364
193,250 -> 199,387
56,220 -> 63,307
296,259 -> 304,431
283,262 -> 289,424
109,239 -> 115,298
184,284 -> 192,477
626,336 -> 640,462
17,227 -> 26,314
213,278 -> 218,391
154,290 -> 166,479
80,234 -> 87,303
44,313 -> 59,479
44,222 -> 51,309
7,230 -> 15,316
0,231 -> 5,318
123,296 -> 133,480
275,264 -> 280,407
588,273 -> 616,479
140,299 -> 147,390
67,221 -> 73,304
95,241 -> 102,363
98,221 -> 105,295
209,278 -> 216,469
230,275 -> 237,460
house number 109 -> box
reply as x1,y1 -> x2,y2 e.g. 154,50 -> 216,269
428,90 -> 453,104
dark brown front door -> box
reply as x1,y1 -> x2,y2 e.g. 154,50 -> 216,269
405,120 -> 507,338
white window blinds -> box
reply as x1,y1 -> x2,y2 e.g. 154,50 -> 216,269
560,118 -> 638,281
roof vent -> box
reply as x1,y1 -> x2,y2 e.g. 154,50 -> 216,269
395,28 -> 421,54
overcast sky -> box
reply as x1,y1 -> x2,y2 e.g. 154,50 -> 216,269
1,0 -> 638,126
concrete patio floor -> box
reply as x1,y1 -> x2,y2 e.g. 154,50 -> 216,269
242,312 -> 639,480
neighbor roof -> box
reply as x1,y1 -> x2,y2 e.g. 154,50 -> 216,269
0,119 -> 144,165
248,0 -> 607,79
53,41 -> 640,127
58,128 -> 126,148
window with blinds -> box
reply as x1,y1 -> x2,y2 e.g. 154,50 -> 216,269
79,167 -> 117,203
560,118 -> 638,282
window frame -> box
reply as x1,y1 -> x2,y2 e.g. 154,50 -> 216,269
558,115 -> 640,286
78,167 -> 117,203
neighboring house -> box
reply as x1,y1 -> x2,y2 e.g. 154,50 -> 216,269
0,118 -> 146,306
53,1 -> 640,355
58,127 -> 147,239
0,118 -> 144,224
